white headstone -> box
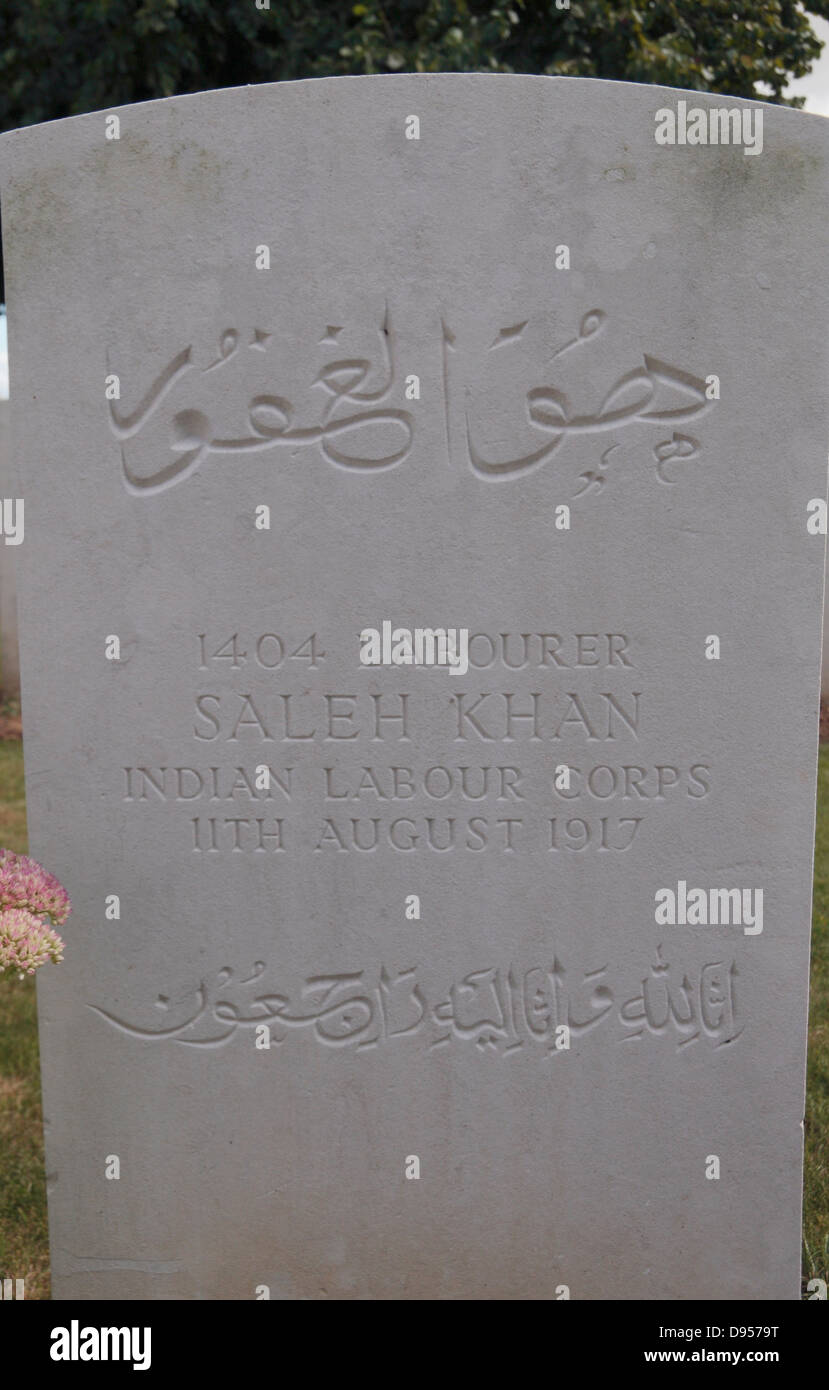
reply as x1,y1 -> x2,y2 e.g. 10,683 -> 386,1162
0,398 -> 21,698
1,75 -> 827,1299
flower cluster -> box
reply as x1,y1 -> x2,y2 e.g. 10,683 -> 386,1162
0,907 -> 65,973
0,850 -> 69,975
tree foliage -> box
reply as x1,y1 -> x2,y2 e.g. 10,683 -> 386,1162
0,0 -> 827,136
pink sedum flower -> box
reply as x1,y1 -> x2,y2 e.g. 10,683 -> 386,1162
0,849 -> 71,925
0,907 -> 65,974
0,850 -> 69,975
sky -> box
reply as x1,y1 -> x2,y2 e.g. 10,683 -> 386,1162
1,19 -> 828,399
788,14 -> 829,114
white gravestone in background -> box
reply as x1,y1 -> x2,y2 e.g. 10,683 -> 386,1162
0,399 -> 22,698
1,76 -> 827,1299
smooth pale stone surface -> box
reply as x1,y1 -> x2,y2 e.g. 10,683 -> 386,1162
1,75 -> 828,1301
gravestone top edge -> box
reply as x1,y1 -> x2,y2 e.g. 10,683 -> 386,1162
0,71 -> 827,160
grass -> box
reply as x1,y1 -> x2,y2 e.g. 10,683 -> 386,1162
0,739 -> 26,850
804,748 -> 829,1290
1,735 -> 828,1299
